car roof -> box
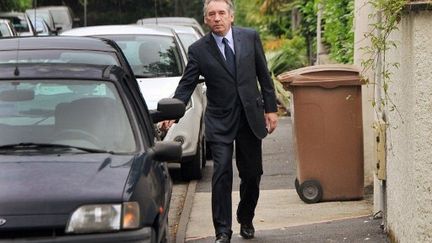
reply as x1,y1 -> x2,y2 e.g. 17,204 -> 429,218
25,8 -> 51,14
0,11 -> 26,17
0,36 -> 120,52
138,17 -> 200,25
143,24 -> 197,35
37,6 -> 71,11
61,25 -> 175,37
137,17 -> 205,35
0,63 -> 124,81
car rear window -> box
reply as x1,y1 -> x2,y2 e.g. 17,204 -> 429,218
177,33 -> 199,52
0,50 -> 120,66
0,80 -> 137,153
99,35 -> 183,78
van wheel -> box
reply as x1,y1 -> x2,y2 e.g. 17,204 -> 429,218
298,180 -> 323,204
181,138 -> 203,180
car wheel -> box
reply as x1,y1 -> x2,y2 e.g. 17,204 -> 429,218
181,137 -> 203,181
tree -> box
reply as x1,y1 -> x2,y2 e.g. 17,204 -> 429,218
0,0 -> 32,11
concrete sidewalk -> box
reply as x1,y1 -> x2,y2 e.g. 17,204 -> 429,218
175,117 -> 388,242
182,189 -> 387,242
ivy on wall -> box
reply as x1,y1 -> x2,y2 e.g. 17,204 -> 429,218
361,0 -> 407,116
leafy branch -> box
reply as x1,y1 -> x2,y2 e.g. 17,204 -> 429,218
360,0 -> 407,122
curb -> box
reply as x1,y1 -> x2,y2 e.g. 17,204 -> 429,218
175,180 -> 197,243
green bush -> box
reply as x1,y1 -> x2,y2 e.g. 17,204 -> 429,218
268,35 -> 308,76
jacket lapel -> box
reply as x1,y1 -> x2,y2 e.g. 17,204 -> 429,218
205,33 -> 236,79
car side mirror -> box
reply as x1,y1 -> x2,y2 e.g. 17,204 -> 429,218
152,141 -> 182,163
150,98 -> 185,123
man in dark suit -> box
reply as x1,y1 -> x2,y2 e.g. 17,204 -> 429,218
161,0 -> 278,242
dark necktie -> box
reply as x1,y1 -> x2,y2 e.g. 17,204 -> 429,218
222,37 -> 236,76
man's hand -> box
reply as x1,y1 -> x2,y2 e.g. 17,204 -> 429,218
265,112 -> 278,134
159,120 -> 175,132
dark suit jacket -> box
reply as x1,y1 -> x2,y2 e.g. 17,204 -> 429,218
174,26 -> 277,143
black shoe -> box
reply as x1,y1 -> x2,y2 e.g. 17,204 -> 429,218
215,232 -> 231,243
240,223 -> 255,239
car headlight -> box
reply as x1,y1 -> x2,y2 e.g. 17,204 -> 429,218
66,202 -> 140,233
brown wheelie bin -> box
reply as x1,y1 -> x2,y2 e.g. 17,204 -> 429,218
277,64 -> 364,204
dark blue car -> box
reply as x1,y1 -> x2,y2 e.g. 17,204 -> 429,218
0,61 -> 184,242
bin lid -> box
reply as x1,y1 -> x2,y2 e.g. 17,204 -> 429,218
277,64 -> 364,89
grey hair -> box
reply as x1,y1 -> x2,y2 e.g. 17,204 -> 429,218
203,0 -> 235,16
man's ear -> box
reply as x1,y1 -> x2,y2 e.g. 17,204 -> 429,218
204,16 -> 208,25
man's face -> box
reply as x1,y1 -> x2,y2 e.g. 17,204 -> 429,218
204,1 -> 234,36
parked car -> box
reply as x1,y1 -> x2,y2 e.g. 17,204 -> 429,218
26,8 -> 58,34
0,62 -> 184,242
62,25 -> 207,180
0,19 -> 16,37
36,6 -> 77,33
0,11 -> 36,36
136,17 -> 205,36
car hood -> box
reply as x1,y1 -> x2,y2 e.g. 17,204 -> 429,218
0,153 -> 134,216
137,77 -> 180,109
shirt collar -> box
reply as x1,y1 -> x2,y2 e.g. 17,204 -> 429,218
212,27 -> 234,47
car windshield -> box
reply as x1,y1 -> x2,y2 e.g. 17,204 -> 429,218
99,35 -> 183,78
0,50 -> 119,65
0,80 -> 137,153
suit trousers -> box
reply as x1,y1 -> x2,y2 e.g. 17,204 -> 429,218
209,111 -> 263,237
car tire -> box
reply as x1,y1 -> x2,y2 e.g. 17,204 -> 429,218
181,136 -> 203,181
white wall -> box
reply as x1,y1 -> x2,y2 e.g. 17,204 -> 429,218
354,1 -> 432,242
385,11 -> 432,243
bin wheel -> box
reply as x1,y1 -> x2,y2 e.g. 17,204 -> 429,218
294,178 -> 300,195
299,180 -> 323,204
